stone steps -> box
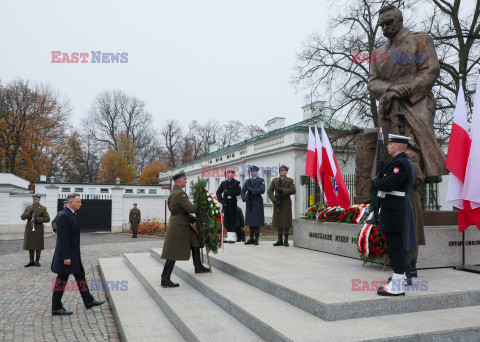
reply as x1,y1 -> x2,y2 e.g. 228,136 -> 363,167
99,243 -> 480,341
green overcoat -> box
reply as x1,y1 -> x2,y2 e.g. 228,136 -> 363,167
267,177 -> 296,234
21,203 -> 50,250
161,185 -> 200,260
410,156 -> 426,245
129,208 -> 141,232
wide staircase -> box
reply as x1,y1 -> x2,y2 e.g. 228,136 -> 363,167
99,243 -> 480,341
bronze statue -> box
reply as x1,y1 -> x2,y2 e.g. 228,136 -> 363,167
368,5 -> 447,183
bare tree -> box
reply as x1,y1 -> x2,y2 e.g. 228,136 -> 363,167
160,120 -> 183,167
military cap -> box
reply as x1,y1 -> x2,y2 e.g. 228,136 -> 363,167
388,134 -> 411,144
407,143 -> 421,153
32,194 -> 41,199
226,168 -> 235,174
172,170 -> 187,181
249,165 -> 259,172
279,165 -> 289,171
133,203 -> 137,206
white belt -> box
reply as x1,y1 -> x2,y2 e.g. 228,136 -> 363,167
378,190 -> 405,198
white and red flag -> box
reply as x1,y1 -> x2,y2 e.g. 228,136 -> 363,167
446,77 -> 480,231
320,123 -> 350,209
305,126 -> 317,180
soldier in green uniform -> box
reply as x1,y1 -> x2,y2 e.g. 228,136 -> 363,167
52,201 -> 66,234
407,143 -> 426,277
129,203 -> 141,238
160,170 -> 209,288
267,165 -> 296,247
21,194 -> 50,267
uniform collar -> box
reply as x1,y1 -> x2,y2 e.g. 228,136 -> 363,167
387,28 -> 410,48
173,184 -> 182,190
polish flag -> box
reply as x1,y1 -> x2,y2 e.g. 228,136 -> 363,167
314,125 -> 323,189
460,75 -> 480,231
446,80 -> 470,210
320,123 -> 350,208
305,126 -> 317,181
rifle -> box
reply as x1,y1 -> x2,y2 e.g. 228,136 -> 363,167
246,166 -> 252,211
274,164 -> 283,212
365,128 -> 385,226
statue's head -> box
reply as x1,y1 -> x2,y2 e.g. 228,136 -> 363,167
378,5 -> 403,39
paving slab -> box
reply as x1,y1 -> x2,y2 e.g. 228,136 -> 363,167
98,257 -> 184,342
123,253 -> 262,342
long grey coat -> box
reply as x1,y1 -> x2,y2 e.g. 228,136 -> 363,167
241,177 -> 265,227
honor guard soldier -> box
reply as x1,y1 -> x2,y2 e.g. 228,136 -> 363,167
407,143 -> 425,277
129,203 -> 141,238
241,165 -> 265,245
268,165 -> 296,247
21,194 -> 50,267
160,170 -> 209,288
52,201 -> 66,234
374,134 -> 415,296
216,168 -> 241,243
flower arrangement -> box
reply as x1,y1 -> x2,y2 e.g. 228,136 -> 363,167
357,213 -> 387,263
191,178 -> 223,254
304,204 -> 370,224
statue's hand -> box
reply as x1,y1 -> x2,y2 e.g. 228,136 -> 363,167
389,84 -> 412,99
379,92 -> 398,119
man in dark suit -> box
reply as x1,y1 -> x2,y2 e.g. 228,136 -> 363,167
373,135 -> 415,297
51,193 -> 105,316
216,168 -> 241,243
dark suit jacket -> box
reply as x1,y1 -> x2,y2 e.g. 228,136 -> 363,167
51,207 -> 82,274
216,178 -> 241,213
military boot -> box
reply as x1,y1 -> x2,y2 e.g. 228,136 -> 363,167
244,230 -> 254,245
161,260 -> 179,288
35,253 -> 41,267
254,229 -> 259,245
25,250 -> 35,267
283,234 -> 289,247
273,234 -> 283,246
410,259 -> 418,278
192,247 -> 210,273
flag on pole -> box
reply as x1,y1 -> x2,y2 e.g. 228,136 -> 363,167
320,123 -> 350,209
305,126 -> 317,180
460,74 -> 480,231
314,125 -> 323,190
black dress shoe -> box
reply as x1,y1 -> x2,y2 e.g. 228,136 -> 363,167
24,261 -> 35,267
195,265 -> 210,273
85,300 -> 105,309
52,308 -> 73,316
161,279 -> 180,288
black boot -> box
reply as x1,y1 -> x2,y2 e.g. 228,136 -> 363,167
25,250 -> 35,267
283,234 -> 289,247
241,230 -> 246,242
405,265 -> 412,286
35,252 -> 41,267
273,234 -> 283,246
410,259 -> 418,278
244,230 -> 254,245
254,228 -> 259,245
161,260 -> 179,287
192,247 -> 210,273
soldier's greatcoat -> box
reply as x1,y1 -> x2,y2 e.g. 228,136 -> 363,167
409,155 -> 426,245
216,178 -> 241,213
129,208 -> 141,232
21,203 -> 50,250
161,185 -> 199,261
52,211 -> 62,232
241,177 -> 265,227
368,28 -> 447,181
267,177 -> 296,234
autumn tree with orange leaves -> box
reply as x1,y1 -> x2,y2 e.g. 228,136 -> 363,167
0,79 -> 69,181
98,150 -> 136,184
138,160 -> 167,184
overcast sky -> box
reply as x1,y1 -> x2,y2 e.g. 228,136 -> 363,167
0,0 -> 332,131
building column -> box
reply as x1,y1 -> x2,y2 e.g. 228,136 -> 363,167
111,186 -> 124,233
44,185 -> 59,232
0,190 -> 10,233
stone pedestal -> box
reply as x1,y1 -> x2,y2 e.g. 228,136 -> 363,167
293,219 -> 480,268
354,130 -> 378,204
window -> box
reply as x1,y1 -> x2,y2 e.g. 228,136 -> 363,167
137,189 -> 145,194
61,187 -> 70,192
149,189 -> 157,194
75,188 -> 84,193
125,189 -> 133,194
100,188 -> 109,193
